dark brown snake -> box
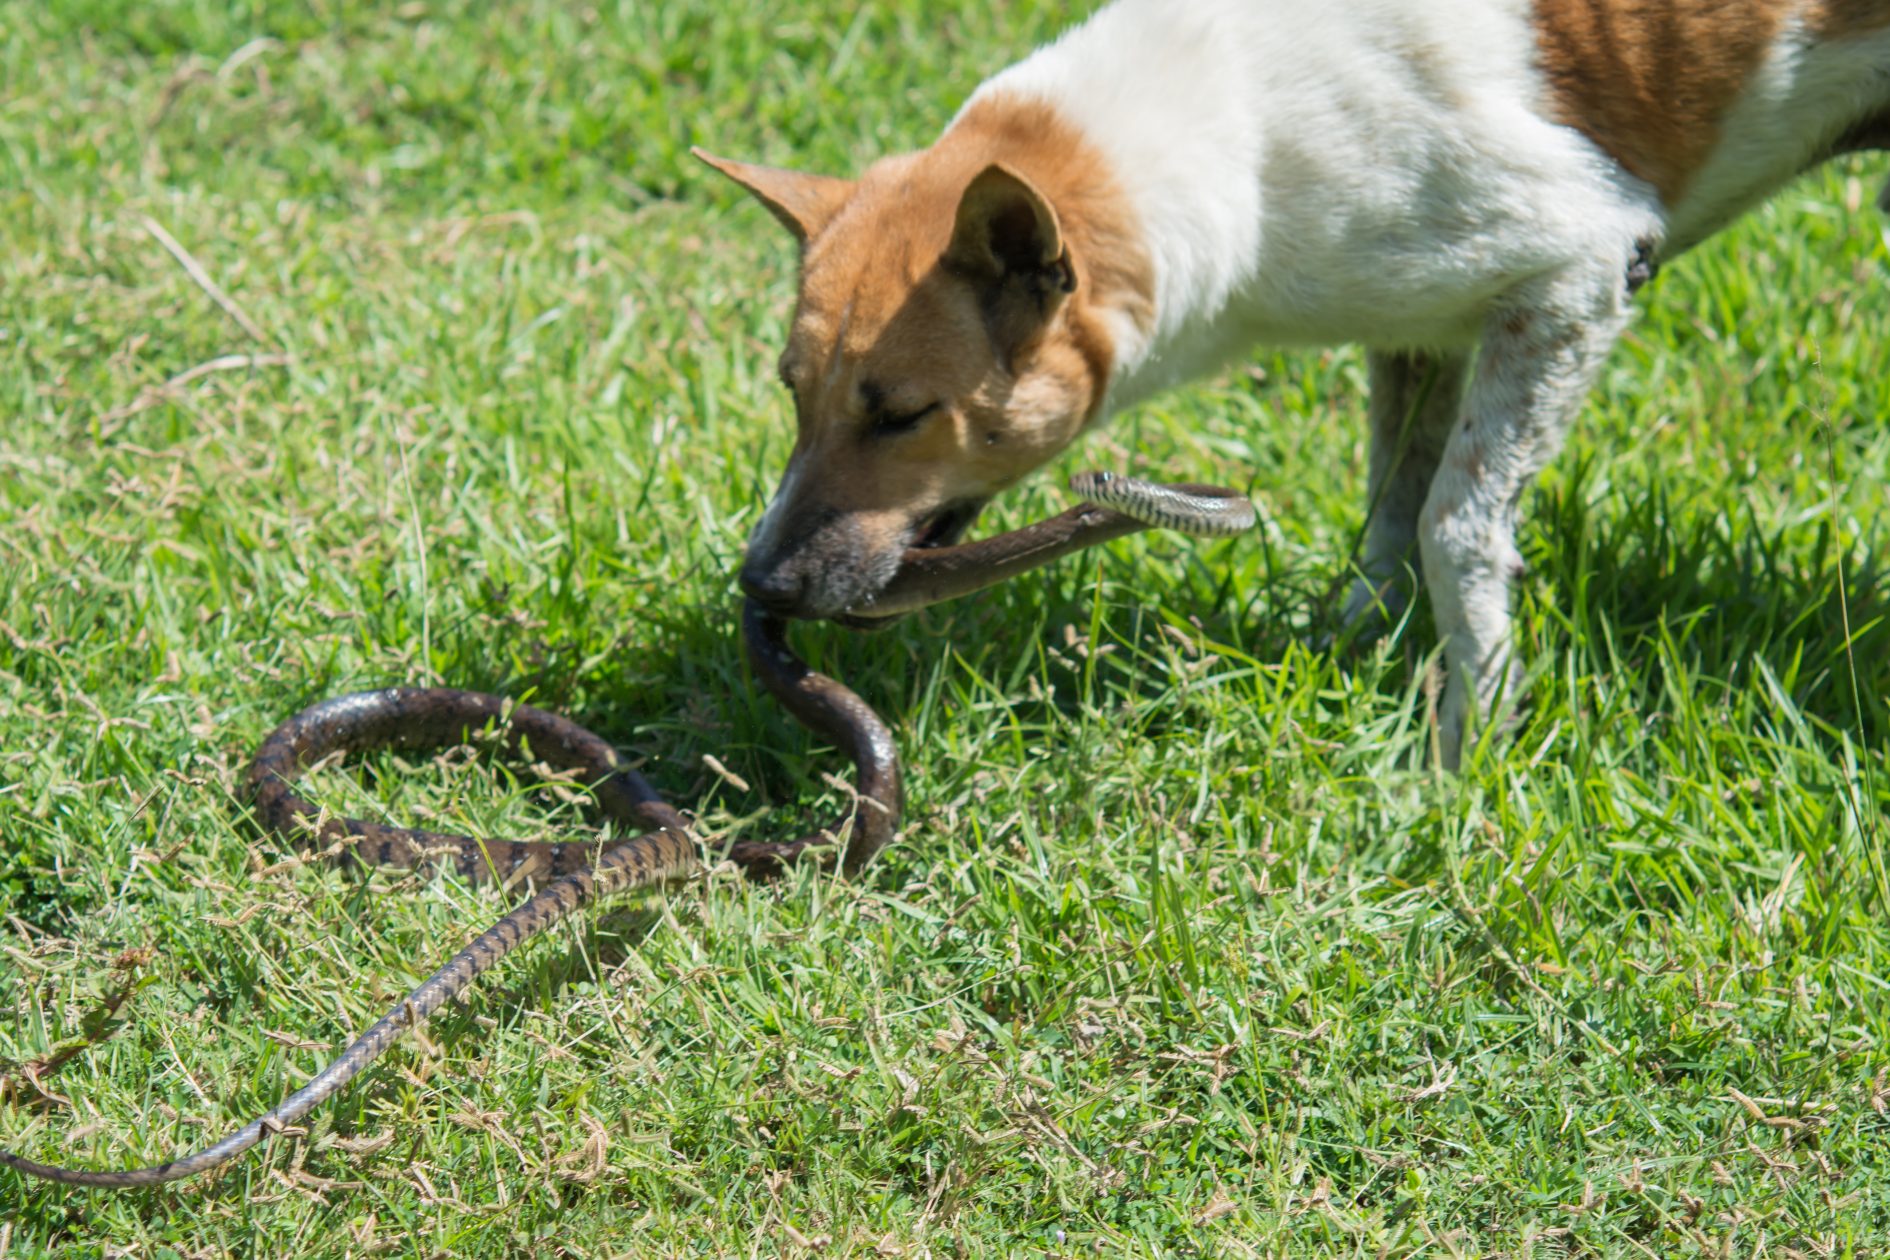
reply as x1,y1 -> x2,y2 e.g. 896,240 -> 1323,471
0,475 -> 1251,1189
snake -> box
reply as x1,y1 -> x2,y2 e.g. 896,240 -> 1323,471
0,474 -> 1251,1189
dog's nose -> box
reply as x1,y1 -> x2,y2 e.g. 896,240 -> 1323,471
739,563 -> 805,615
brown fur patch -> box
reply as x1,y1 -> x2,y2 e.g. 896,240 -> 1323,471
1531,0 -> 1795,203
693,151 -> 854,245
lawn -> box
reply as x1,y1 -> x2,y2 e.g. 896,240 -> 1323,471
2,1 -> 1887,1255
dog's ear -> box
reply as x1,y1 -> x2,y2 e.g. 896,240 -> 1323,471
692,148 -> 854,246
944,164 -> 1076,355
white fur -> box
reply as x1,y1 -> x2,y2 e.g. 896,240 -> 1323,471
1668,19 -> 1890,254
973,0 -> 1661,405
960,0 -> 1888,766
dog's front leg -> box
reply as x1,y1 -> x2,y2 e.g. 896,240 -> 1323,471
1419,266 -> 1633,768
1341,349 -> 1471,634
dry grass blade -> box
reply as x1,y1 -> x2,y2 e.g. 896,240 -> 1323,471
100,352 -> 295,424
139,215 -> 272,344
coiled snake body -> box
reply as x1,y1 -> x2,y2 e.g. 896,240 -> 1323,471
0,475 -> 1250,1188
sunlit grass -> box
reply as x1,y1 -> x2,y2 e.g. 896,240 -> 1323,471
2,2 -> 1887,1255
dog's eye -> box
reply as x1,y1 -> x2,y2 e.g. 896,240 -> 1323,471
871,402 -> 940,437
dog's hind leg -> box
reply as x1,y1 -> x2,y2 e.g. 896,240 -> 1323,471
1340,349 -> 1470,635
1419,261 -> 1635,769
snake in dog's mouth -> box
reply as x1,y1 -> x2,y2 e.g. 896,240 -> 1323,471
0,473 -> 1250,1188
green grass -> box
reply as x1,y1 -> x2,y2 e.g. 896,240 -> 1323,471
2,1 -> 1888,1255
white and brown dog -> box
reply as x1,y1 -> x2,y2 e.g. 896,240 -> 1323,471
698,0 -> 1889,766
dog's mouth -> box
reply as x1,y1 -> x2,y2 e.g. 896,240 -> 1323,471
830,499 -> 988,631
908,499 -> 986,552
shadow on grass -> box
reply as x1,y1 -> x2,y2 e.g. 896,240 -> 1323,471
1534,462 -> 1890,749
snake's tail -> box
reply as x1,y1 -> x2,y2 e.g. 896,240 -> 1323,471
0,829 -> 695,1188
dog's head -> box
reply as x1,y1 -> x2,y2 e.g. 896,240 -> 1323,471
697,98 -> 1150,620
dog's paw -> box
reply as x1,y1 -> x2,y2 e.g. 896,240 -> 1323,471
1432,658 -> 1526,772
1434,675 -> 1468,772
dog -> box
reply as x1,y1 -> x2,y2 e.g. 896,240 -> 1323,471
696,0 -> 1890,766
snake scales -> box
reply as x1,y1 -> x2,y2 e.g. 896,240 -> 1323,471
0,475 -> 1251,1188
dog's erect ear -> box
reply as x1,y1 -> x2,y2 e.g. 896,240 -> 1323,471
692,148 -> 854,245
944,164 -> 1076,355
946,164 -> 1069,282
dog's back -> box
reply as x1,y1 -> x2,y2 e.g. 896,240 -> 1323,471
974,0 -> 1889,401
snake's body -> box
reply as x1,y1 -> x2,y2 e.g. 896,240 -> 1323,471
0,474 -> 1249,1189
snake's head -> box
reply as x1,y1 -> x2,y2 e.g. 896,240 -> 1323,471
696,102 -> 1151,622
